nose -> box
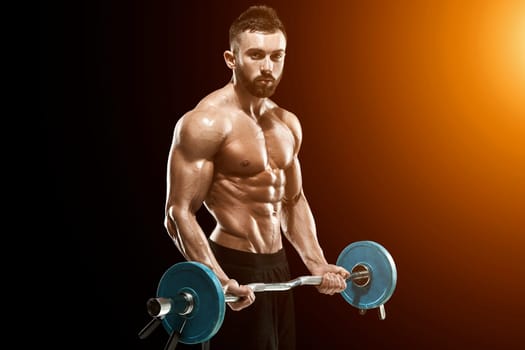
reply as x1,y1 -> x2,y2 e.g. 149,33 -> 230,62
260,56 -> 273,72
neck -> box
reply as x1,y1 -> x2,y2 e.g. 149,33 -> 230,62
230,80 -> 267,119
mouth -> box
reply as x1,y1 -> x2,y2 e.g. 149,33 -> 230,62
256,78 -> 275,85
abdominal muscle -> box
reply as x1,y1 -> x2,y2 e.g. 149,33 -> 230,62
207,168 -> 285,254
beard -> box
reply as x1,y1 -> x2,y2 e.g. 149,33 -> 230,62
235,68 -> 282,98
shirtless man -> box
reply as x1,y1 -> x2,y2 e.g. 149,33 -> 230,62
164,5 -> 349,349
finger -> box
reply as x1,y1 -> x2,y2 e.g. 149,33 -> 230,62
326,273 -> 347,294
322,273 -> 338,295
228,291 -> 256,311
334,266 -> 351,279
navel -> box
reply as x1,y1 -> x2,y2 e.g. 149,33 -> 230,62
240,160 -> 250,167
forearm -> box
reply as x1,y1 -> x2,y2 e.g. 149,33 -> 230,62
165,208 -> 230,284
281,193 -> 328,271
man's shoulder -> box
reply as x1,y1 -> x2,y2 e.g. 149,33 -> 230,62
172,109 -> 230,152
267,102 -> 301,131
175,94 -> 233,144
265,100 -> 297,121
177,106 -> 231,136
264,102 -> 302,147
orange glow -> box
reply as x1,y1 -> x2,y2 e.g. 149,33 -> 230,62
271,1 -> 525,348
476,1 -> 525,119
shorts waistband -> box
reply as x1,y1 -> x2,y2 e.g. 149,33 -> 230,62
209,239 -> 288,269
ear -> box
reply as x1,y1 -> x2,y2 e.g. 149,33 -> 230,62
223,50 -> 236,69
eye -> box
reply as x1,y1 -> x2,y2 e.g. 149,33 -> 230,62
249,52 -> 264,60
271,52 -> 285,61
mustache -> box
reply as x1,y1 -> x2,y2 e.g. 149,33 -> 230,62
255,74 -> 276,82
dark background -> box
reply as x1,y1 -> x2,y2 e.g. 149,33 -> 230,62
43,1 -> 524,349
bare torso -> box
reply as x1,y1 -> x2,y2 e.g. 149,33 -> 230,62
202,87 -> 297,253
166,82 -> 348,297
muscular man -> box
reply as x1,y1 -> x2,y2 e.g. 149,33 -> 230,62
164,5 -> 349,349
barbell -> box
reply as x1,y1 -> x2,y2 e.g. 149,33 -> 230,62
138,240 -> 397,348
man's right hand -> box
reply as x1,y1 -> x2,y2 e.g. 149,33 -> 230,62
223,279 -> 256,311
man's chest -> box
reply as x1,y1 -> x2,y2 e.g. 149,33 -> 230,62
215,116 -> 295,176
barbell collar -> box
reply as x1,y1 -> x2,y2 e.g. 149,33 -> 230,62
147,293 -> 194,318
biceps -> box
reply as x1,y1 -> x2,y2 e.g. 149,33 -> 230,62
166,149 -> 214,215
284,157 -> 303,202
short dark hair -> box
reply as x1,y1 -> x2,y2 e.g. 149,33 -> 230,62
229,5 -> 287,49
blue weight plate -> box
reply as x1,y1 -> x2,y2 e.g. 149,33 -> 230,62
157,261 -> 226,344
336,241 -> 397,309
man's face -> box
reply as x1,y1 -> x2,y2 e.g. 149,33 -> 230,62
233,31 -> 287,98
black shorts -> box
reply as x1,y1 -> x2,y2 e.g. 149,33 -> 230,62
208,240 -> 296,350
